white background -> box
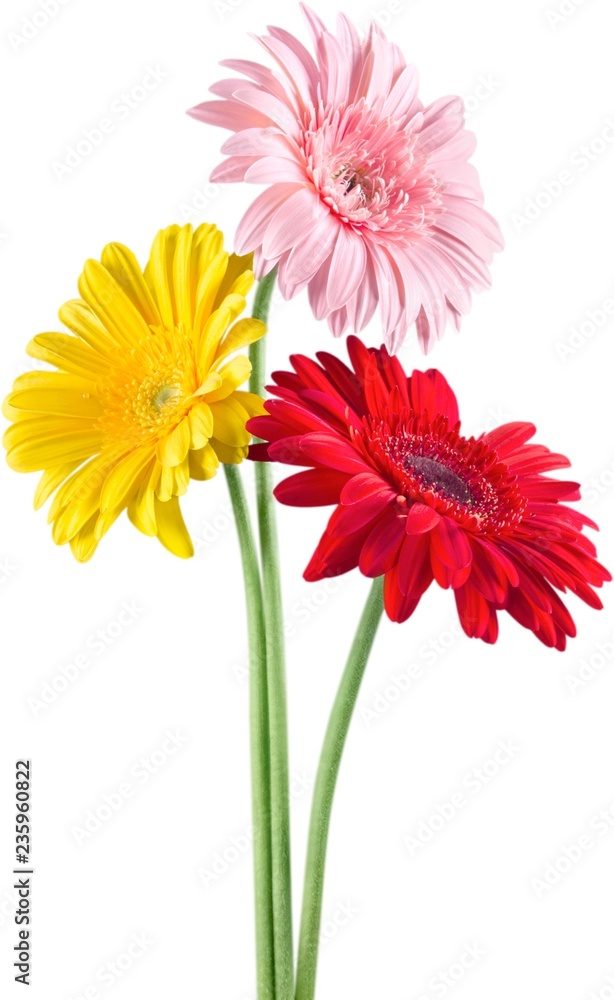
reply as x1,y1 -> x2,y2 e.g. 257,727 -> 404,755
1,0 -> 614,997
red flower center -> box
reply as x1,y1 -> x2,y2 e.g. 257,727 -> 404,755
403,454 -> 475,506
356,411 -> 528,534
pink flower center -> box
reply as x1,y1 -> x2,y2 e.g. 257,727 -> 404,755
301,102 -> 444,241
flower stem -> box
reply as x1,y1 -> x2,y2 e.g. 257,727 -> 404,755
224,464 -> 275,1000
250,269 -> 295,1000
295,577 -> 385,1000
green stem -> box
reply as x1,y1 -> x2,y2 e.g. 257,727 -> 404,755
295,577 -> 385,1000
224,464 -> 275,1000
250,268 -> 295,1000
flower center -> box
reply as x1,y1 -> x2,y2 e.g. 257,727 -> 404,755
95,326 -> 199,448
403,454 -> 474,506
151,383 -> 182,414
301,103 -> 444,237
356,411 -> 527,534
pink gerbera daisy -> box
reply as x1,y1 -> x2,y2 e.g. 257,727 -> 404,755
248,338 -> 610,647
189,4 -> 504,353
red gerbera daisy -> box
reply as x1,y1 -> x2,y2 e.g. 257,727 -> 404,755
249,337 -> 610,647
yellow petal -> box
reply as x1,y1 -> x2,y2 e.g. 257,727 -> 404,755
204,356 -> 252,403
144,225 -> 180,330
155,462 -> 189,501
52,482 -> 102,545
8,384 -> 102,420
79,259 -> 151,347
188,403 -> 213,449
156,419 -> 191,467
190,372 -> 222,399
69,512 -> 100,562
188,443 -> 219,480
210,438 -> 248,465
154,495 -> 194,558
193,251 -> 229,339
209,397 -> 251,448
33,462 -> 81,510
94,504 -> 125,542
172,225 -> 195,331
216,318 -> 266,363
59,300 -> 116,356
48,453 -> 115,521
5,421 -> 102,472
213,252 -> 255,309
233,390 -> 268,419
196,302 -> 233,374
100,447 -> 154,512
27,333 -> 109,378
100,242 -> 161,327
156,464 -> 175,502
127,460 -> 160,536
192,224 -> 224,296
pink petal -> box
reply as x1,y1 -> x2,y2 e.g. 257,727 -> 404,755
244,155 -> 306,184
211,156 -> 259,183
187,100 -> 271,131
262,188 -> 324,258
327,226 -> 367,312
283,211 -> 339,286
235,183 -> 302,254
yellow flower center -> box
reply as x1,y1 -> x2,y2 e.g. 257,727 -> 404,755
96,326 -> 200,448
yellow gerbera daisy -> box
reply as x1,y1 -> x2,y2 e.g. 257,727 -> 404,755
3,223 -> 266,561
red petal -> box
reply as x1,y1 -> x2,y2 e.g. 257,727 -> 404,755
384,564 -> 424,623
359,511 -> 406,577
454,583 -> 492,639
296,433 -> 369,474
304,521 -> 372,581
329,492 -> 393,535
397,533 -> 434,598
408,369 -> 459,425
482,422 -> 536,457
274,469 -> 351,506
431,518 -> 473,569
405,502 -> 441,534
341,472 -> 395,505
